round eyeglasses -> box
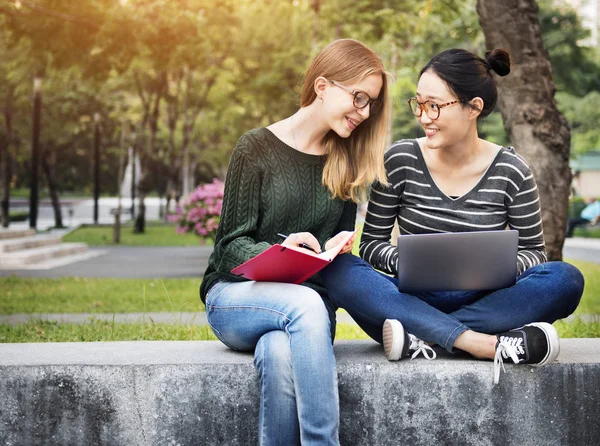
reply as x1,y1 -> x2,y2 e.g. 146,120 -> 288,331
407,97 -> 464,120
328,79 -> 384,115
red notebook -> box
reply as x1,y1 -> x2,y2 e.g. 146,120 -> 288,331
230,231 -> 356,284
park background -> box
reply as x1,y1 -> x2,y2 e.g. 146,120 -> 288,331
1,0 -> 599,342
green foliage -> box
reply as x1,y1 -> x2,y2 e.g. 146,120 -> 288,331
3,0 -> 600,197
568,196 -> 587,219
537,0 -> 600,155
556,91 -> 600,156
573,226 -> 600,238
538,0 -> 600,97
8,210 -> 29,222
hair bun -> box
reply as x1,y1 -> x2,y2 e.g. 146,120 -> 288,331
484,49 -> 510,77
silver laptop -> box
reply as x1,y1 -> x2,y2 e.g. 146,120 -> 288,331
396,230 -> 518,292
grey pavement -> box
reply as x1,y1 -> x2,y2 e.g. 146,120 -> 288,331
0,246 -> 212,278
9,197 -> 167,232
562,237 -> 600,264
1,236 -> 598,279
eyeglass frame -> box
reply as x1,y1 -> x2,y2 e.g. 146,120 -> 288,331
407,97 -> 466,121
327,79 -> 384,115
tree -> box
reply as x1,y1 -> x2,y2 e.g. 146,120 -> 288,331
3,0 -> 112,229
557,91 -> 600,156
537,0 -> 600,97
0,15 -> 21,228
476,0 -> 571,260
537,0 -> 600,157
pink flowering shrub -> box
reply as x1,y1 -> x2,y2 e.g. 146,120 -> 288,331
170,179 -> 224,241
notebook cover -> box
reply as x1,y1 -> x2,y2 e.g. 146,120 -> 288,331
230,244 -> 330,284
230,230 -> 356,284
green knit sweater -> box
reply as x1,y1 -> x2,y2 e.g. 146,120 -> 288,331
199,127 -> 357,303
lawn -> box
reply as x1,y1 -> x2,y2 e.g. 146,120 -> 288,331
0,319 -> 370,343
570,259 -> 600,314
1,258 -> 599,342
63,222 -> 207,247
0,276 -> 203,314
1,259 -> 598,315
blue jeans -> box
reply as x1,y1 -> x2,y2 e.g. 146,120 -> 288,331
321,255 -> 584,352
205,280 -> 339,446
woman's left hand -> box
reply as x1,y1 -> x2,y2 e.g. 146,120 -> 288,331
325,231 -> 356,254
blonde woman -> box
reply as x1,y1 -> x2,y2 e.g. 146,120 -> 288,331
200,39 -> 389,445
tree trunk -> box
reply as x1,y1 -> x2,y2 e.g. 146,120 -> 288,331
113,115 -> 127,244
134,191 -> 146,234
29,76 -> 43,230
41,149 -> 63,228
0,138 -> 9,228
136,72 -> 166,233
1,102 -> 12,228
93,113 -> 101,224
476,0 -> 571,261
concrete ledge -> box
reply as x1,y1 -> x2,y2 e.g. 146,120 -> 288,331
1,340 -> 599,445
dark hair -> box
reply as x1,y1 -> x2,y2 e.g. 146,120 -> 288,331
419,48 -> 510,119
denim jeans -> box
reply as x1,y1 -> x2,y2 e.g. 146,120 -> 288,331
205,280 -> 339,446
321,255 -> 584,352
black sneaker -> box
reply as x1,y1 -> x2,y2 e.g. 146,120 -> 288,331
493,322 -> 560,384
382,319 -> 436,361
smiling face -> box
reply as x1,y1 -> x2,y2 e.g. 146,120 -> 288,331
415,70 -> 478,150
320,73 -> 383,139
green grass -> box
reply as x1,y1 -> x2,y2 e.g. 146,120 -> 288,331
0,320 -> 369,343
567,259 -> 600,314
554,316 -> 600,338
1,259 -> 599,315
63,222 -> 208,247
0,317 -> 596,342
1,253 -> 599,342
0,277 -> 204,314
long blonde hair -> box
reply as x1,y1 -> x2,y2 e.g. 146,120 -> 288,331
300,39 -> 389,202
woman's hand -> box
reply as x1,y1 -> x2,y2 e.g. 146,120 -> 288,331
281,232 -> 322,254
325,231 -> 356,254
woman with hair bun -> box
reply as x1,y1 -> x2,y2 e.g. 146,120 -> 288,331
321,48 -> 584,384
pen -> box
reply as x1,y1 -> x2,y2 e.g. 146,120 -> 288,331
277,233 -> 319,253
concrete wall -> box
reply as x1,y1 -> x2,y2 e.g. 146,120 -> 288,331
573,171 -> 600,197
1,340 -> 599,446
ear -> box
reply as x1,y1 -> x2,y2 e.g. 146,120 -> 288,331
314,77 -> 329,98
469,97 -> 484,120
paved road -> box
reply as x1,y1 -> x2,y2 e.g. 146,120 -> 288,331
563,238 -> 600,265
1,238 -> 597,279
8,197 -> 166,231
0,246 -> 211,278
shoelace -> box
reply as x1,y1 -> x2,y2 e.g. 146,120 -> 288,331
408,335 -> 437,360
493,339 -> 521,385
498,336 -> 525,358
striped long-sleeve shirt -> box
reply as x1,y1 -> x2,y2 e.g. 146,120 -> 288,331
360,139 -> 547,276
